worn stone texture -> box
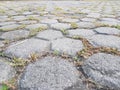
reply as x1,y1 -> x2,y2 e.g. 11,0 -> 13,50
0,59 -> 16,83
77,22 -> 95,29
18,56 -> 84,90
0,30 -> 29,41
68,29 -> 95,38
51,38 -> 84,56
51,23 -> 71,30
94,27 -> 120,35
36,30 -> 64,41
4,38 -> 50,59
82,53 -> 120,89
88,35 -> 120,50
0,24 -> 21,31
0,1 -> 120,90
26,23 -> 48,30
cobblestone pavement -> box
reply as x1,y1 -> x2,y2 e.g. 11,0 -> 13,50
0,1 -> 120,90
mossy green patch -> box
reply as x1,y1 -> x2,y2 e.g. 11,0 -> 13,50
0,84 -> 9,90
70,22 -> 78,29
29,26 -> 47,36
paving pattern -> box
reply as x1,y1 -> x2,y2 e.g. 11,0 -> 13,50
0,1 -> 120,90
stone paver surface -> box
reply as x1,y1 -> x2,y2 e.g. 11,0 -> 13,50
0,59 -> 16,83
36,30 -> 63,41
82,53 -> 120,89
4,38 -> 50,58
18,56 -> 86,90
0,30 -> 29,41
0,1 -> 120,90
88,35 -> 120,51
51,38 -> 84,56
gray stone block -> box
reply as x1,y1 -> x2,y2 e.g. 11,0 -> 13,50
0,60 -> 16,83
4,38 -> 50,59
18,56 -> 81,90
51,38 -> 84,56
82,53 -> 120,89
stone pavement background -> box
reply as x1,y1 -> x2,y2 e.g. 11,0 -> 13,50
0,1 -> 120,90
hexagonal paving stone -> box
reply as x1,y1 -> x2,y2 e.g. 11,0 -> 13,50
6,11 -> 18,16
77,22 -> 95,29
88,35 -> 120,50
100,18 -> 120,22
0,24 -> 21,31
0,30 -> 29,41
99,21 -> 118,26
0,21 -> 15,26
59,18 -> 79,23
36,30 -> 64,41
0,18 -> 11,22
18,56 -> 86,90
51,23 -> 71,30
0,16 -> 8,19
81,9 -> 90,14
94,27 -> 120,35
101,14 -> 116,18
18,20 -> 37,25
22,11 -> 33,15
86,13 -> 101,18
26,15 -> 40,18
51,38 -> 84,56
82,53 -> 120,89
68,29 -> 95,38
81,18 -> 97,22
12,16 -> 26,21
0,59 -> 16,83
4,38 -> 50,59
25,23 -> 48,30
41,19 -> 58,24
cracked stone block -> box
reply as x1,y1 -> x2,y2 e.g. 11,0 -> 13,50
0,30 -> 29,41
51,38 -> 84,56
88,35 -> 120,50
4,38 -> 50,59
82,53 -> 120,89
77,22 -> 95,29
26,23 -> 48,30
18,56 -> 85,90
59,18 -> 79,23
94,27 -> 120,35
0,24 -> 21,31
68,29 -> 95,38
51,23 -> 71,30
36,30 -> 63,41
41,19 -> 58,24
0,60 -> 16,83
